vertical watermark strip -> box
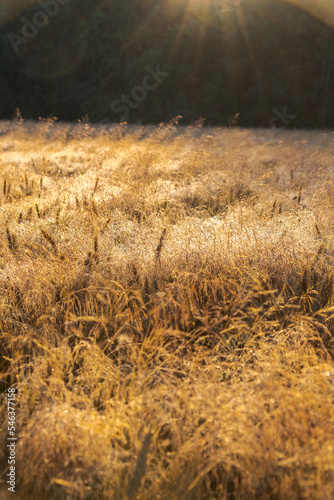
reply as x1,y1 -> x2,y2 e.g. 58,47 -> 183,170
7,387 -> 17,493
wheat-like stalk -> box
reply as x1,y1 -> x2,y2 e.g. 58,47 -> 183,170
6,228 -> 17,253
92,176 -> 99,196
91,200 -> 99,216
155,228 -> 167,262
41,229 -> 60,258
35,203 -> 41,218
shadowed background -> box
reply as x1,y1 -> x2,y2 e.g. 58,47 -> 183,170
0,0 -> 334,126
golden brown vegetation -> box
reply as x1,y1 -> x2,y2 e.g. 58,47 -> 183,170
0,120 -> 334,499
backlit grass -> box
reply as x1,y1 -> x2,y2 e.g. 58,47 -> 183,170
0,119 -> 334,499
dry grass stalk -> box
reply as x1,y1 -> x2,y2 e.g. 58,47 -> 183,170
155,228 -> 167,262
6,228 -> 17,253
127,432 -> 152,500
35,203 -> 41,218
41,229 -> 60,258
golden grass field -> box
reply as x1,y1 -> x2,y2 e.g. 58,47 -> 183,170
0,119 -> 334,499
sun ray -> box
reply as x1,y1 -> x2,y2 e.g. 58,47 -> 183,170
286,0 -> 334,30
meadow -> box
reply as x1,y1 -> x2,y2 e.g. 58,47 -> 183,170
0,119 -> 334,499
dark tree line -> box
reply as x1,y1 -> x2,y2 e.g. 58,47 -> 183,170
1,0 -> 334,127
